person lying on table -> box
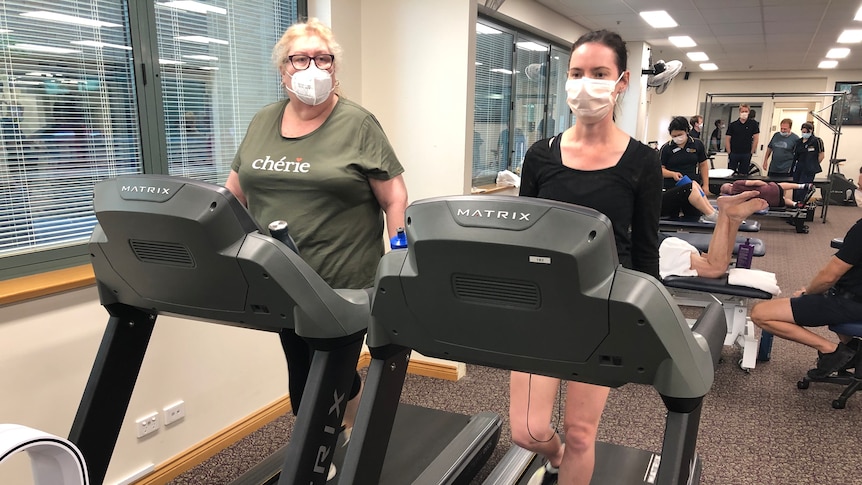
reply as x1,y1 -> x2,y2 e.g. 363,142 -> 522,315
660,191 -> 768,279
720,179 -> 815,209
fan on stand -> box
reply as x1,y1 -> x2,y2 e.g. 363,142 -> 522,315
643,59 -> 683,94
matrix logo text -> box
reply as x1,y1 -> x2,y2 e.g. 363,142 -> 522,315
456,208 -> 530,221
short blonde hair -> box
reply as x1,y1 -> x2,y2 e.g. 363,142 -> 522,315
272,18 -> 343,73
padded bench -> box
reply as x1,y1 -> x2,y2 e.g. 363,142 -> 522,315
659,217 -> 761,233
663,274 -> 774,371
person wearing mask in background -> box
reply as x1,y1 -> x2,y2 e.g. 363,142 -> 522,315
792,122 -> 825,201
725,104 -> 760,176
689,114 -> 703,140
225,18 -> 408,480
660,116 -> 716,222
763,118 -> 800,178
514,29 -> 662,485
709,119 -> 724,153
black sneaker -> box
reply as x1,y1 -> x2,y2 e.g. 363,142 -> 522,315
808,342 -> 857,379
527,461 -> 559,485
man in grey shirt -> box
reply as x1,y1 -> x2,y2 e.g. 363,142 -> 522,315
763,118 -> 799,177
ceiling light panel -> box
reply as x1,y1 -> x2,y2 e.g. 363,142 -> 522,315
826,48 -> 850,58
639,11 -> 678,28
687,52 -> 709,61
700,63 -> 718,71
669,36 -> 697,48
818,60 -> 838,68
838,30 -> 862,43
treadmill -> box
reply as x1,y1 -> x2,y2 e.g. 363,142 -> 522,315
344,195 -> 727,485
73,175 -> 500,485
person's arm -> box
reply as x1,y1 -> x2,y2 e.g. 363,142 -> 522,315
763,147 -> 773,172
369,174 -> 408,239
751,133 -> 760,154
631,148 -> 662,278
724,134 -> 731,153
817,137 -> 825,164
225,170 -> 247,207
798,256 -> 853,296
659,145 -> 682,181
698,160 -> 710,194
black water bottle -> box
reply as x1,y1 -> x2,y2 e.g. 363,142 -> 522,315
268,220 -> 300,254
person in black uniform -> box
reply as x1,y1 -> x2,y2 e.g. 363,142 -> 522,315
751,218 -> 862,378
709,119 -> 723,152
791,121 -> 824,201
724,103 -> 760,176
689,114 -> 703,140
513,29 -> 661,485
660,116 -> 715,221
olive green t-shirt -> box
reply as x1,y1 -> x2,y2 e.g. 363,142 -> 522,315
231,98 -> 404,289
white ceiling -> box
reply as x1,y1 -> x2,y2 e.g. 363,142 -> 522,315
534,0 -> 862,72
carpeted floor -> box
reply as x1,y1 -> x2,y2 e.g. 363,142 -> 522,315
171,203 -> 862,485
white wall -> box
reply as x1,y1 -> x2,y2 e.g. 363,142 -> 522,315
0,288 -> 288,484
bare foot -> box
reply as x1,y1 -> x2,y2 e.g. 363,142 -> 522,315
716,191 -> 768,222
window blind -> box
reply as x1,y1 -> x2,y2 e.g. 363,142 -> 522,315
156,0 -> 294,184
0,0 -> 139,257
0,0 -> 298,277
473,21 -> 513,186
472,18 -> 571,185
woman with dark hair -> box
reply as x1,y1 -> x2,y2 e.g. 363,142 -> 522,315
511,29 -> 662,485
660,115 -> 716,221
792,122 -> 825,201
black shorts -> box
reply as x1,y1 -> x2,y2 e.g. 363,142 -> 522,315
791,293 -> 862,327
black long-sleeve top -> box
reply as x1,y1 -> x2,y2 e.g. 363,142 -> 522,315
519,136 -> 662,278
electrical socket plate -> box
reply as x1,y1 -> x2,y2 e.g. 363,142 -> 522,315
136,412 -> 159,438
163,400 -> 186,426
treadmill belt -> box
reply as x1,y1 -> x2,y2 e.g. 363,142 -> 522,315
512,441 -> 667,485
232,403 -> 480,485
332,403 -> 471,484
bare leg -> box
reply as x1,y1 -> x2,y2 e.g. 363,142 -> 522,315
558,382 -> 610,485
750,299 -> 838,353
686,180 -> 716,216
689,191 -> 767,277
510,372 -> 565,467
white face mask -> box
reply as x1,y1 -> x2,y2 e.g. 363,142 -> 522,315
565,73 -> 623,124
739,112 -> 749,121
672,135 -> 687,145
286,65 -> 333,106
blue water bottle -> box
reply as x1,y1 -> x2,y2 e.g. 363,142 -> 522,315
390,227 -> 408,249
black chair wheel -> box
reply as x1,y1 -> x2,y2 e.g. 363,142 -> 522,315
797,379 -> 810,389
832,398 -> 846,409
738,358 -> 751,373
797,225 -> 809,234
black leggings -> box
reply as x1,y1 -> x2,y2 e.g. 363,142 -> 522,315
279,328 -> 363,416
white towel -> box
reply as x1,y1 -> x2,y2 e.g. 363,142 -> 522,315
659,237 -> 699,278
727,268 -> 781,296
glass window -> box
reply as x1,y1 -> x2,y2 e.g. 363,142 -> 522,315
473,22 -> 513,186
0,1 -> 139,262
0,0 -> 299,279
472,18 -> 570,185
156,0 -> 295,184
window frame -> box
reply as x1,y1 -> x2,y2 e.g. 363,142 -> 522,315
0,0 -> 306,282
472,15 -> 571,186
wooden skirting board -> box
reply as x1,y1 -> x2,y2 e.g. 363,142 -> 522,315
134,352 -> 462,485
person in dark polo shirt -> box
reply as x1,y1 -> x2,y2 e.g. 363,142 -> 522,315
724,103 -> 760,176
792,121 -> 825,201
689,114 -> 703,140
